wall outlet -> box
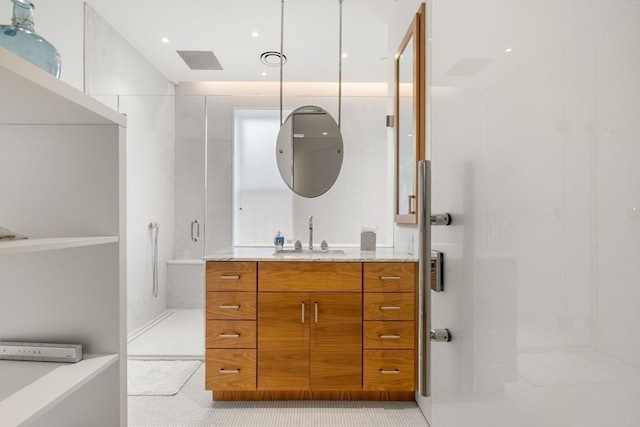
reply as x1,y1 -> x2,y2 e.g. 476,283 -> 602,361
407,235 -> 414,255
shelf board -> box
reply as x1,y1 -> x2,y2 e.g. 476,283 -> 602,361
0,236 -> 119,256
0,353 -> 118,426
0,47 -> 126,126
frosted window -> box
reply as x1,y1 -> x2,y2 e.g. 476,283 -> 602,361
233,110 -> 293,246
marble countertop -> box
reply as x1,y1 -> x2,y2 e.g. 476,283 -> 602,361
203,246 -> 417,262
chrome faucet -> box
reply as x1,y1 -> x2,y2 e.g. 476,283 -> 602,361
308,216 -> 313,250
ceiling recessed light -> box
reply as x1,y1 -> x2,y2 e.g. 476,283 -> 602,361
505,47 -> 513,53
252,31 -> 259,38
161,37 -> 169,44
342,53 -> 348,58
261,72 -> 267,76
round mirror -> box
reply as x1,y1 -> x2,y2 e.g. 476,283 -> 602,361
276,105 -> 344,198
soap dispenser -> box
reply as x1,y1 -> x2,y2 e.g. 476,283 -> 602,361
274,231 -> 285,251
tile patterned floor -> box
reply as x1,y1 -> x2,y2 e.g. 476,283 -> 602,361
128,365 -> 428,427
128,309 -> 427,426
128,309 -> 204,359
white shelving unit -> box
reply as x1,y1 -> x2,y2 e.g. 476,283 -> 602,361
0,236 -> 118,256
0,47 -> 126,426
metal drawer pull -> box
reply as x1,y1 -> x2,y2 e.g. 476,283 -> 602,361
219,305 -> 240,310
380,276 -> 401,280
315,302 -> 318,323
219,369 -> 240,374
380,334 -> 401,339
379,306 -> 401,310
380,369 -> 401,374
302,302 -> 305,323
220,275 -> 241,280
219,333 -> 240,338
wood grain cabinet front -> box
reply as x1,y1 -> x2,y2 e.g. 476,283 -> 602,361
363,262 -> 416,392
363,262 -> 417,292
205,259 -> 419,399
206,261 -> 256,292
206,320 -> 256,349
364,292 -> 415,321
206,349 -> 256,391
206,261 -> 258,392
257,262 -> 362,392
364,321 -> 415,350
206,291 -> 257,320
363,350 -> 415,391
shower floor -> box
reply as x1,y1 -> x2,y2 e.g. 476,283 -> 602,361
128,309 -> 204,359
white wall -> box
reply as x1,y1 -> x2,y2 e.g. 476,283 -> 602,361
84,5 -> 176,332
6,0 -> 178,333
0,0 -> 85,90
177,82 -> 393,252
594,0 -> 640,368
174,95 -> 206,259
385,0 -> 640,426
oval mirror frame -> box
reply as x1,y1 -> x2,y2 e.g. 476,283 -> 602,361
395,3 -> 425,224
276,105 -> 344,198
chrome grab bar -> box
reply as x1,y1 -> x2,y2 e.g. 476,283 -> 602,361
148,222 -> 159,298
418,160 -> 431,397
191,219 -> 200,242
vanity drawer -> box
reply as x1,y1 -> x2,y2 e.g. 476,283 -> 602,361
364,262 -> 416,292
206,261 -> 257,292
206,320 -> 256,349
258,262 -> 362,292
364,293 -> 415,321
364,321 -> 414,349
206,349 -> 256,391
363,350 -> 415,391
206,292 -> 256,320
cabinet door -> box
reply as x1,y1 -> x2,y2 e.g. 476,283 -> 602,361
258,293 -> 309,390
310,293 -> 362,390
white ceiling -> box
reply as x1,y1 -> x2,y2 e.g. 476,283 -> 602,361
85,0 -> 396,84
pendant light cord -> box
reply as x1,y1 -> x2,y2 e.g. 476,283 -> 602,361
338,0 -> 343,129
280,0 -> 284,126
279,0 -> 343,128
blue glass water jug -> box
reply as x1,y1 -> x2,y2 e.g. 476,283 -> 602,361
0,0 -> 61,78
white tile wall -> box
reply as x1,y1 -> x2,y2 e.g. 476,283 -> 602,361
85,5 -> 176,332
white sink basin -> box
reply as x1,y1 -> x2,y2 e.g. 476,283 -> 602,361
273,249 -> 346,257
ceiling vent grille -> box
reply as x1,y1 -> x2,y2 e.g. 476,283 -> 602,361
177,50 -> 223,70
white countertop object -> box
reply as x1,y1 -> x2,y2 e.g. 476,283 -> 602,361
203,247 -> 417,262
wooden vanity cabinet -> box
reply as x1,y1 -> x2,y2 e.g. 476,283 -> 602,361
205,259 -> 418,400
257,262 -> 362,392
363,262 -> 417,391
258,292 -> 362,391
205,261 -> 257,391
310,293 -> 362,390
257,292 -> 310,390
